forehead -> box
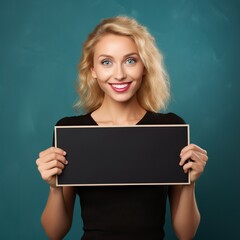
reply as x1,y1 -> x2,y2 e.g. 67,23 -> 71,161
94,34 -> 139,56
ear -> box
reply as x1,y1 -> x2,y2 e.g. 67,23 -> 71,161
91,67 -> 97,79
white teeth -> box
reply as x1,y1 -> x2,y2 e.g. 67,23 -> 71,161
112,84 -> 128,89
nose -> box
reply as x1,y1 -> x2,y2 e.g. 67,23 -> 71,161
114,64 -> 127,81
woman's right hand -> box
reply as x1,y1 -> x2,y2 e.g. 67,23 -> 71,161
36,147 -> 68,188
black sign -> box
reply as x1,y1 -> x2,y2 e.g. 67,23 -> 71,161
55,125 -> 190,186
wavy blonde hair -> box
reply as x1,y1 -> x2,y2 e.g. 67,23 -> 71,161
75,16 -> 170,113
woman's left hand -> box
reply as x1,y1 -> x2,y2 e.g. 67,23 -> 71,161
179,144 -> 208,182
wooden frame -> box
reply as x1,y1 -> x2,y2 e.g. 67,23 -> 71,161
55,125 -> 190,186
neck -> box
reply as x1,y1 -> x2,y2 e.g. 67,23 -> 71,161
91,96 -> 146,125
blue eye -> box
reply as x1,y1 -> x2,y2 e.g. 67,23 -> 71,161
126,58 -> 136,64
101,59 -> 112,65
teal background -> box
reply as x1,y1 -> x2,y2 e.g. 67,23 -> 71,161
0,0 -> 239,239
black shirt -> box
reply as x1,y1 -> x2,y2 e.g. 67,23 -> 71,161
56,111 -> 185,240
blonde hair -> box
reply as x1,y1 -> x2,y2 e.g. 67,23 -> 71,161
75,16 -> 170,113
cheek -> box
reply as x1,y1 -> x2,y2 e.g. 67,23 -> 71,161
94,68 -> 112,82
128,66 -> 145,80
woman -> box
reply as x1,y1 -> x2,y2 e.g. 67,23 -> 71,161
36,16 -> 208,240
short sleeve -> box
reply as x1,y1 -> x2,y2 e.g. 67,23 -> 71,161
167,112 -> 186,124
52,117 -> 70,146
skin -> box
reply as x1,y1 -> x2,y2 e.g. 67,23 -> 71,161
91,34 -> 147,125
36,34 -> 208,240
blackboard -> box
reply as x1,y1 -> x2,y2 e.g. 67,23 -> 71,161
55,125 -> 190,186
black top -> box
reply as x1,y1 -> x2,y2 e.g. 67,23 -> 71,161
55,111 -> 185,240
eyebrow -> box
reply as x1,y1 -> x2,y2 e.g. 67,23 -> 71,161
97,52 -> 139,59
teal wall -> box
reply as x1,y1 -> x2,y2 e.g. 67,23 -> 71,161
1,0 -> 239,239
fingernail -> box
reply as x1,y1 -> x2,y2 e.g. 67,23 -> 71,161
63,151 -> 67,155
65,160 -> 68,165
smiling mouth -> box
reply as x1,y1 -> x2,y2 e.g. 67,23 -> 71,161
109,82 -> 131,92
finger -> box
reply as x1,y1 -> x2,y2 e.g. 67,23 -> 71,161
39,147 -> 66,158
188,151 -> 208,165
38,159 -> 65,172
183,160 -> 206,174
179,150 -> 197,166
182,161 -> 193,173
36,152 -> 68,166
40,168 -> 63,182
38,160 -> 66,181
180,144 -> 207,157
179,149 -> 207,166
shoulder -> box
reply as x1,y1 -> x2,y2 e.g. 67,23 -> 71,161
55,113 -> 95,126
144,111 -> 186,124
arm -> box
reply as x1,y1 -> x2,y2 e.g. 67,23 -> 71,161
36,147 -> 76,240
41,186 -> 75,240
169,183 -> 200,240
169,144 -> 208,240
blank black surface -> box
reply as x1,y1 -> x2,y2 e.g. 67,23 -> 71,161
55,125 -> 189,185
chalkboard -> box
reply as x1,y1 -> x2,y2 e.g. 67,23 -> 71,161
55,125 -> 189,186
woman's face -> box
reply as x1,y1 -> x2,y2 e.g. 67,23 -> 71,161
91,34 -> 145,104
